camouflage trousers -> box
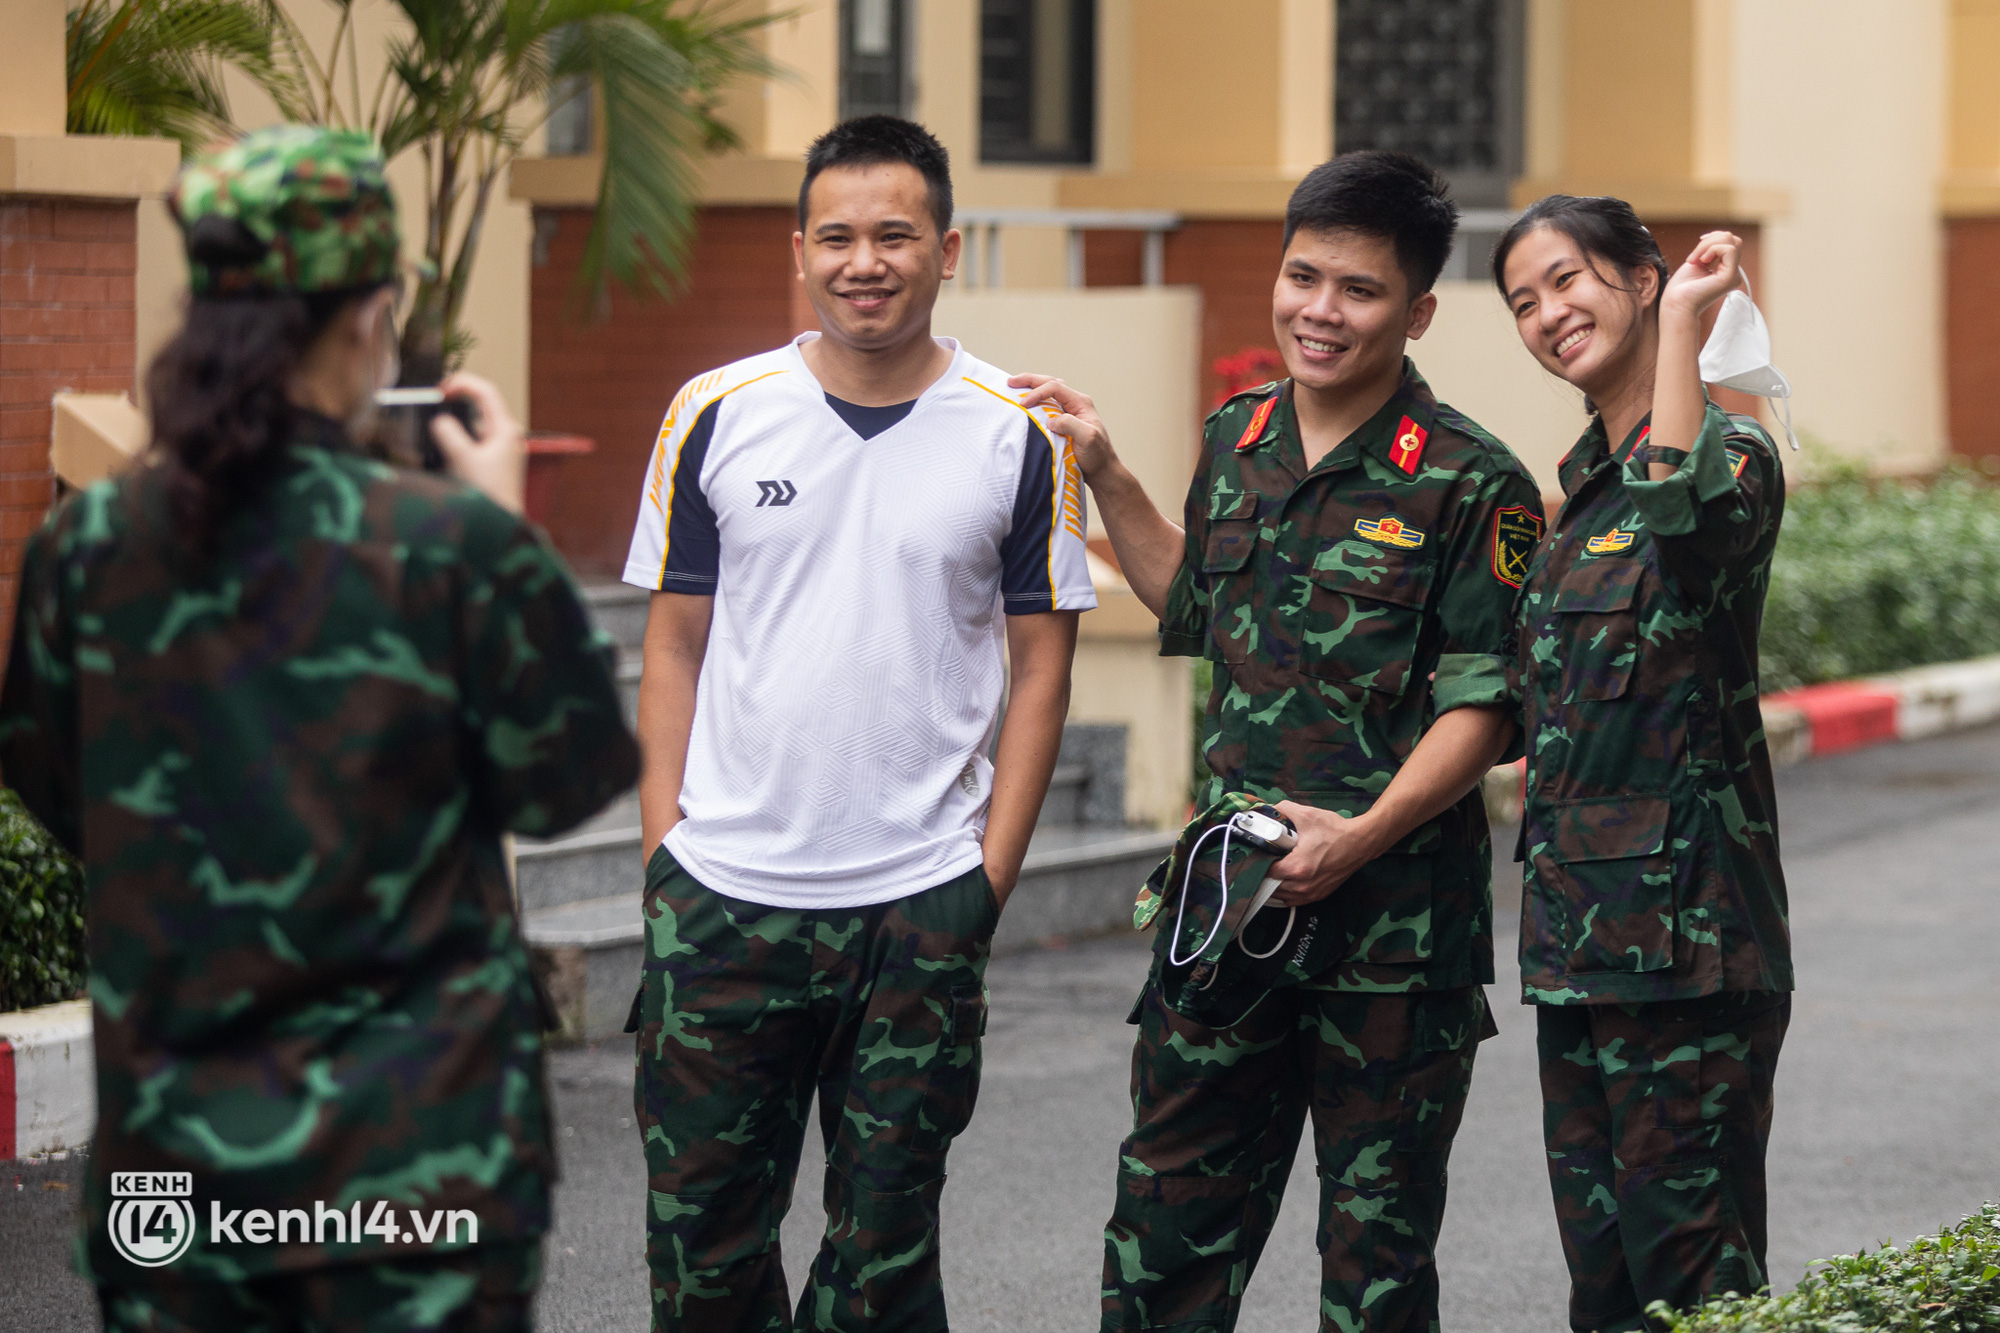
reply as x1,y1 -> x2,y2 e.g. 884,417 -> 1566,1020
1102,982 -> 1495,1333
1535,991 -> 1790,1333
632,847 -> 995,1333
97,1240 -> 539,1332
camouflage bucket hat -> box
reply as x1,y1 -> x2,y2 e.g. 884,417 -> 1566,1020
172,125 -> 401,297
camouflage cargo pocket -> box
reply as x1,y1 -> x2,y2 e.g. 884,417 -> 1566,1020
1299,541 -> 1433,696
1542,793 -> 1674,973
1202,492 -> 1259,665
1550,556 -> 1645,702
909,982 -> 987,1154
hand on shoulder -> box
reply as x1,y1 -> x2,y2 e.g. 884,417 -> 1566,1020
1008,374 -> 1116,479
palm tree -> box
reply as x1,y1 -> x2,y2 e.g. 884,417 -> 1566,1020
284,0 -> 783,383
67,0 -> 307,155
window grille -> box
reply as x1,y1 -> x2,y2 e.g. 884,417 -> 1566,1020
980,0 -> 1095,165
841,0 -> 911,120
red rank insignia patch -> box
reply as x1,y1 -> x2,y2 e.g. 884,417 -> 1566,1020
1233,394 -> 1278,452
1389,416 -> 1427,474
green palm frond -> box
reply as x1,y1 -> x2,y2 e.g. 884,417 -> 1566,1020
567,3 -> 779,306
76,0 -> 789,380
67,0 -> 308,155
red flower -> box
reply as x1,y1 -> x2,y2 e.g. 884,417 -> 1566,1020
1211,347 -> 1285,406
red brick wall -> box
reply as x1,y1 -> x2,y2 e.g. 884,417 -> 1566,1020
1635,220 -> 1765,419
1946,218 -> 2000,462
0,198 -> 138,657
529,205 -> 810,575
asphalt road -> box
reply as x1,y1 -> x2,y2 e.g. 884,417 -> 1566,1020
8,725 -> 2000,1331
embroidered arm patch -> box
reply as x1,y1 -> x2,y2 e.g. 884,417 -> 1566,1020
1492,505 -> 1544,587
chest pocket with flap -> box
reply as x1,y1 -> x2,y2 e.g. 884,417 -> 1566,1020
1202,490 -> 1261,663
1549,555 -> 1645,702
1299,540 -> 1435,695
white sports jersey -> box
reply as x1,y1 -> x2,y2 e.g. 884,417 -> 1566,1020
622,334 -> 1096,908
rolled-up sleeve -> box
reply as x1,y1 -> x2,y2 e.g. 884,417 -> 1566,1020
1624,403 -> 1780,576
1433,652 -> 1513,712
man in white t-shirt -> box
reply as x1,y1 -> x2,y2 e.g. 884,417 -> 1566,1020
623,116 -> 1094,1332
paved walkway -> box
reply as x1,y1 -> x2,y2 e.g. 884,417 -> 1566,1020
8,725 -> 2000,1330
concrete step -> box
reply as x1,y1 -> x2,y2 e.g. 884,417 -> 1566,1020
580,580 -> 648,655
524,822 -> 1176,1043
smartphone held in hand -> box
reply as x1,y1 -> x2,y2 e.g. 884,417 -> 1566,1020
374,386 -> 479,471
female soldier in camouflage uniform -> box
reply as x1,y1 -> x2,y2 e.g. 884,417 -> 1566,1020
0,127 -> 638,1330
1495,198 -> 1791,1332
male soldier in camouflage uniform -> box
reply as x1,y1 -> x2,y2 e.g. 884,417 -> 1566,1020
1018,151 -> 1544,1332
1499,208 -> 1792,1332
0,126 -> 638,1329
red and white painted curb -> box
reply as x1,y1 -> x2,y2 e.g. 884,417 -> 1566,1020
1480,652 -> 2000,823
1762,652 -> 2000,762
0,999 -> 93,1161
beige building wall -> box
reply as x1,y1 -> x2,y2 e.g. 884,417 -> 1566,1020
1732,0 -> 1945,471
0,0 -> 66,135
1516,0 -> 1943,472
135,0 -> 536,418
932,287 -> 1201,827
1420,284 -> 1586,493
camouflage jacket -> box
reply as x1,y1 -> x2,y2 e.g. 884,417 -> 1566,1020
1515,404 -> 1792,1004
0,415 -> 639,1279
1160,362 -> 1544,992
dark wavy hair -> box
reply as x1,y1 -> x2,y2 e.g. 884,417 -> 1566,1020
1491,194 -> 1669,311
145,215 -> 385,556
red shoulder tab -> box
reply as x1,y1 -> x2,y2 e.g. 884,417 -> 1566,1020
1388,416 -> 1428,474
1233,395 -> 1279,452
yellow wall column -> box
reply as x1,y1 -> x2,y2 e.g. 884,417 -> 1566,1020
1519,0 -> 1778,218
0,0 -> 65,135
1063,0 -> 1331,216
1944,0 -> 2000,208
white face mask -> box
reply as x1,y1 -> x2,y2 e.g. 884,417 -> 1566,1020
1698,281 -> 1799,450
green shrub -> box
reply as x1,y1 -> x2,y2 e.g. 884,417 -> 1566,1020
0,786 -> 87,1012
1651,1204 -> 2000,1332
1763,467 -> 2000,692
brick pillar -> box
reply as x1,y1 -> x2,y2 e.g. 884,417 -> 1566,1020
0,196 -> 137,657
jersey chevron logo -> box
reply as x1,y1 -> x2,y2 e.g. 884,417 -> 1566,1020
1060,447 -> 1085,538
755,480 -> 797,507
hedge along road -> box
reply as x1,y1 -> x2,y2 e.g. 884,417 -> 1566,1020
7,725 -> 2000,1332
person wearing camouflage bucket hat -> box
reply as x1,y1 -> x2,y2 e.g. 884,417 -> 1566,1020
171,124 -> 403,297
1,123 -> 638,1330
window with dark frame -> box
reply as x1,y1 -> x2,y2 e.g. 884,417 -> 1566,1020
840,0 -> 910,121
1334,0 -> 1524,207
980,0 -> 1096,165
